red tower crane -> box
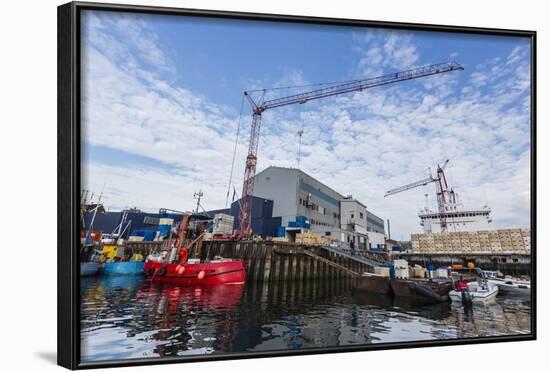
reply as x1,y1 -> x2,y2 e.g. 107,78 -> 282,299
238,61 -> 464,237
384,159 -> 458,232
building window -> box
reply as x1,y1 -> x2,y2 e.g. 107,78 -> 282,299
360,212 -> 364,219
325,232 -> 331,236
351,214 -> 354,219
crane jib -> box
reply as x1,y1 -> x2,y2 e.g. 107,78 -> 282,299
238,62 -> 463,237
250,61 -> 463,111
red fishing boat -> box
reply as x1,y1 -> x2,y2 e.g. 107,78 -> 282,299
144,213 -> 246,285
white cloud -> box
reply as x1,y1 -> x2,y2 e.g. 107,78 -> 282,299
81,15 -> 531,239
352,29 -> 419,77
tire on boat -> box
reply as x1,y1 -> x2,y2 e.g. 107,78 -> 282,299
157,266 -> 167,276
145,267 -> 155,276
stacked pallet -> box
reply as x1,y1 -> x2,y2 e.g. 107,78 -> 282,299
271,237 -> 289,242
459,232 -> 471,254
509,229 -> 524,253
296,231 -> 334,246
499,229 -> 513,253
469,231 -> 481,253
411,228 -> 531,254
212,214 -> 234,235
522,229 -> 531,253
488,231 -> 502,253
433,233 -> 444,253
477,230 -> 490,252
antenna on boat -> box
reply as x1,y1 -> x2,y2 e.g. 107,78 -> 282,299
193,190 -> 204,214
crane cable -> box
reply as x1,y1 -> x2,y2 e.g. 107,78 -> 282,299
225,94 -> 245,208
245,77 -> 363,94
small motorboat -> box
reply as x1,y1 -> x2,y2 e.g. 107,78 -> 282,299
144,213 -> 246,285
488,275 -> 531,295
450,278 -> 498,305
449,267 -> 499,305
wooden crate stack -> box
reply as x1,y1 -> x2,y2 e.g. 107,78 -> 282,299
411,228 -> 530,255
477,231 -> 490,253
509,228 -> 524,253
498,229 -> 513,253
459,232 -> 471,254
487,230 -> 502,253
450,232 -> 462,254
296,231 -> 333,246
411,237 -> 420,253
521,229 -> 531,254
468,231 -> 482,253
433,233 -> 444,253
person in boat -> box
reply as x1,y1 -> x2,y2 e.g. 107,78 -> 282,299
455,276 -> 469,291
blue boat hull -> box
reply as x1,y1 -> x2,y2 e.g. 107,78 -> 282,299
101,262 -> 145,276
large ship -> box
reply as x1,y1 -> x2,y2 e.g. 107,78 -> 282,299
385,159 -> 492,234
418,204 -> 492,233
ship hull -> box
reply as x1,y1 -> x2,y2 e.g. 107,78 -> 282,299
391,278 -> 452,302
351,275 -> 392,295
143,259 -> 246,285
101,261 -> 145,276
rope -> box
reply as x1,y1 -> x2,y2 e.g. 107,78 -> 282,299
225,94 -> 245,208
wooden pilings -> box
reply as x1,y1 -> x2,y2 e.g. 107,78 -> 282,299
197,240 -> 373,283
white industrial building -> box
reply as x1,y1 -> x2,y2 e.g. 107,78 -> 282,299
253,166 -> 385,249
366,211 -> 386,249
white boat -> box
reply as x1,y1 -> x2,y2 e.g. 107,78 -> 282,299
449,280 -> 498,305
488,276 -> 531,295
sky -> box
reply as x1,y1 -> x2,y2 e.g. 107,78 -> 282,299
80,10 -> 532,240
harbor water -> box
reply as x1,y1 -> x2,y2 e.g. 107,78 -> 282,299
80,276 -> 531,362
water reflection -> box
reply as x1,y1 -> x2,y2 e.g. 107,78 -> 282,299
80,277 -> 531,361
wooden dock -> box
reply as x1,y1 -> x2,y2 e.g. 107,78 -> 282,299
192,240 -> 381,282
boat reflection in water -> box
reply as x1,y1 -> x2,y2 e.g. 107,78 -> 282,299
80,277 -> 531,362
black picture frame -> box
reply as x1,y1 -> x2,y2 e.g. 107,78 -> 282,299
58,1 -> 537,370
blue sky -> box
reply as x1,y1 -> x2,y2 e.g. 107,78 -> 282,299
81,10 -> 531,238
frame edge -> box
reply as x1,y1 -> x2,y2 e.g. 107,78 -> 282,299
58,1 -> 78,370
